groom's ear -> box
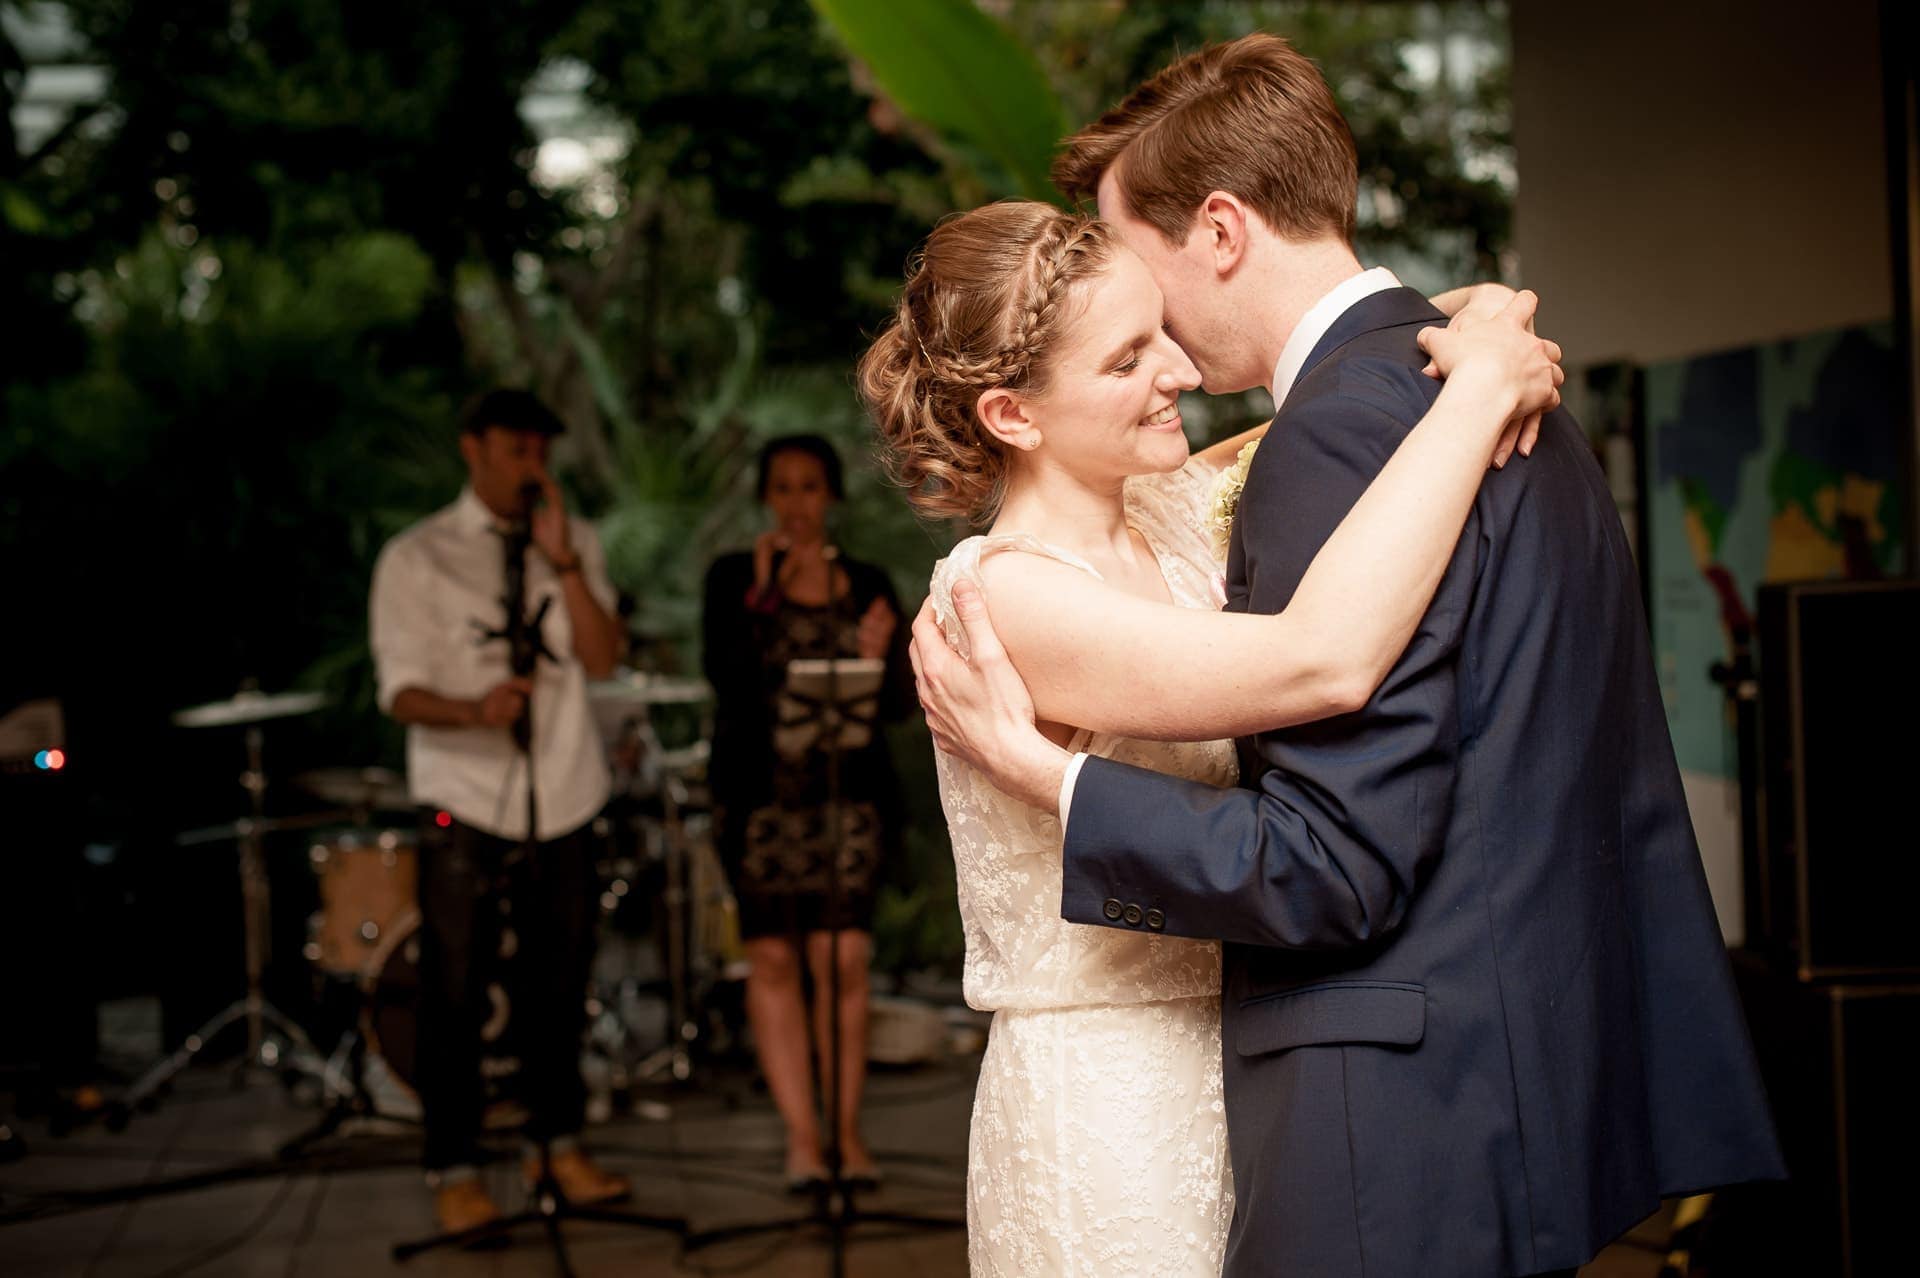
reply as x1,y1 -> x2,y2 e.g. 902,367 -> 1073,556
974,388 -> 1033,448
1201,191 -> 1250,277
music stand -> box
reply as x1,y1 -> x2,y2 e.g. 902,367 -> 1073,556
392,501 -> 686,1273
682,653 -> 961,1275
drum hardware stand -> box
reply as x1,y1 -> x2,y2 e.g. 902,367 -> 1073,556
275,1014 -> 420,1160
682,581 -> 961,1276
112,705 -> 327,1129
580,811 -> 682,1123
634,767 -> 699,1086
394,485 -> 686,1273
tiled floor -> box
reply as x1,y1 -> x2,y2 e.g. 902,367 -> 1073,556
1,1055 -> 1675,1277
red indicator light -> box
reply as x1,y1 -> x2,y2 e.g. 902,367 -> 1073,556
434,810 -> 452,828
46,749 -> 66,770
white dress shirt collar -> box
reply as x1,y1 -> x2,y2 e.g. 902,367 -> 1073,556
1268,266 -> 1402,407
454,484 -> 504,535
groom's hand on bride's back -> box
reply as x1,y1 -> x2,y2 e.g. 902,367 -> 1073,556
909,580 -> 1070,814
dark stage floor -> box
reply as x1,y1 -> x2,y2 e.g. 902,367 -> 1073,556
1,1034 -> 1676,1278
0,1051 -> 977,1278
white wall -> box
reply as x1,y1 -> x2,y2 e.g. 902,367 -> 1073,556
1511,0 -> 1892,368
1510,0 -> 1895,940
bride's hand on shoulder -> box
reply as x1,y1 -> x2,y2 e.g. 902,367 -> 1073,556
1431,280 -> 1528,330
1415,289 -> 1564,468
909,583 -> 1068,813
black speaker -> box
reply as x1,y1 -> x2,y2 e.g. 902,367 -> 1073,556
1753,580 -> 1920,978
1732,953 -> 1920,1277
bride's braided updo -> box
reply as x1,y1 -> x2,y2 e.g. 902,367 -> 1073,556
858,201 -> 1114,525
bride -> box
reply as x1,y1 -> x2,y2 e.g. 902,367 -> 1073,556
857,200 -> 1560,1275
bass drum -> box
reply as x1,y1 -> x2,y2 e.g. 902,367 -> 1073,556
360,908 -> 524,1115
306,828 -> 418,976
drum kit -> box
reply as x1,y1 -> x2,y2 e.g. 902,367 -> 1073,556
114,672 -> 736,1140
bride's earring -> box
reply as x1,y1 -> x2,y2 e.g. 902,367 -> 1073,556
1024,434 -> 1042,450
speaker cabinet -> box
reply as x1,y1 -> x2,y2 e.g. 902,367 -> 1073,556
1733,953 -> 1920,1277
1754,580 -> 1920,978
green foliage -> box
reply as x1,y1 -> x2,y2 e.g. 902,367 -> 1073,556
4,226 -> 458,813
5,0 -> 1515,976
552,0 -> 947,373
810,0 -> 1070,203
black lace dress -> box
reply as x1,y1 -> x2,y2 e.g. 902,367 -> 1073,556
700,552 -> 914,939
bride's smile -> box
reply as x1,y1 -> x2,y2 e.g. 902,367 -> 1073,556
1140,400 -> 1184,431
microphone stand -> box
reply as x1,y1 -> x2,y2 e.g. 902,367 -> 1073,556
394,485 -> 685,1274
683,553 -> 960,1275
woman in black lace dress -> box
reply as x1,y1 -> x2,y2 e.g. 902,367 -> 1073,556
701,435 -> 913,1188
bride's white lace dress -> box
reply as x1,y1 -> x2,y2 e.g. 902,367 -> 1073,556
928,459 -> 1238,1277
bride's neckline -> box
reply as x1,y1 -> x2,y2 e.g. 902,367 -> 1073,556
976,521 -> 1175,608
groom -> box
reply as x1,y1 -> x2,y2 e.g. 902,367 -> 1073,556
912,33 -> 1784,1278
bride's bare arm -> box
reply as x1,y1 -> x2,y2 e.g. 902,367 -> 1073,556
1191,421 -> 1267,471
966,292 -> 1561,743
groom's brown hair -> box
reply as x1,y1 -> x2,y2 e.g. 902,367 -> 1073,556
1053,33 -> 1358,246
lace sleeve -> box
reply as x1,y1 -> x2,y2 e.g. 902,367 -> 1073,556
927,534 -> 1102,664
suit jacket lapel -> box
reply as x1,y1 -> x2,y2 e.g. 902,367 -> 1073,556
1228,286 -> 1447,612
1281,286 -> 1448,414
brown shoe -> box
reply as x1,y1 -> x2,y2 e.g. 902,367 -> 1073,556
433,1179 -> 502,1235
526,1148 -> 630,1206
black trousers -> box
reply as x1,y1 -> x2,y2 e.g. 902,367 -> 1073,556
415,810 -> 600,1171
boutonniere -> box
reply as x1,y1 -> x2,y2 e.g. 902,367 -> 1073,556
1207,439 -> 1259,560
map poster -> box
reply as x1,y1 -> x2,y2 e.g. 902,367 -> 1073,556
1645,323 -> 1909,778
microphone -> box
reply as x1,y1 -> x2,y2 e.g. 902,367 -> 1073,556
770,540 -> 835,583
493,481 -> 554,756
747,544 -> 789,615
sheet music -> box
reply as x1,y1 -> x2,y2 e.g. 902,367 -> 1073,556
774,659 -> 884,758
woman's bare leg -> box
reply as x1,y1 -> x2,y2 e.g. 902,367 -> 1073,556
806,929 -> 873,1171
743,935 -> 822,1174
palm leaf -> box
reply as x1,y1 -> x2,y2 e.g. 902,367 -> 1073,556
808,0 -> 1070,203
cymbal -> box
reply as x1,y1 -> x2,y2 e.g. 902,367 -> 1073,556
293,766 -> 412,811
173,689 -> 327,728
173,810 -> 351,846
589,674 -> 713,708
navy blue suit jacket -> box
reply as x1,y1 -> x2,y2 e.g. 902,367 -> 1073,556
1061,288 -> 1784,1277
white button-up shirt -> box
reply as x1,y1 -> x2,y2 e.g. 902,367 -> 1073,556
369,487 -> 614,841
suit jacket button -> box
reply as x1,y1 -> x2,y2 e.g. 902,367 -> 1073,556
1103,898 -> 1124,921
1145,908 -> 1165,930
1123,903 -> 1144,927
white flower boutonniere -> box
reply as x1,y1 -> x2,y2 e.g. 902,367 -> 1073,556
1207,439 -> 1259,560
